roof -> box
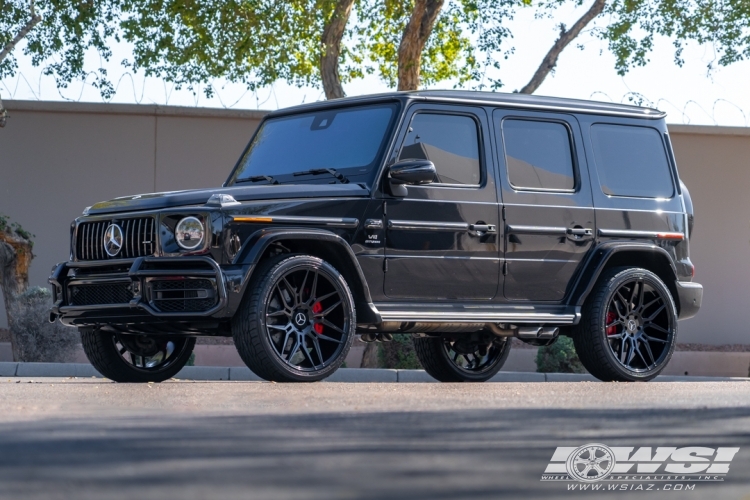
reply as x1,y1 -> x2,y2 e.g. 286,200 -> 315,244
269,90 -> 666,120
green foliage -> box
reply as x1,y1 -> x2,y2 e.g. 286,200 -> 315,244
536,336 -> 586,373
378,334 -> 422,369
0,214 -> 35,246
598,0 -> 750,76
186,351 -> 195,366
1,0 -> 122,98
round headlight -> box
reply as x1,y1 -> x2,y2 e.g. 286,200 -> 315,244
175,216 -> 205,250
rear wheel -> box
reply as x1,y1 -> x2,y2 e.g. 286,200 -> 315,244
573,267 -> 677,382
80,328 -> 195,382
232,254 -> 355,382
413,333 -> 511,382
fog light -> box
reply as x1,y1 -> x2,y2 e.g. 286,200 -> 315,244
175,216 -> 205,250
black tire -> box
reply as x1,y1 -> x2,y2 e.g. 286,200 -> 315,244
573,267 -> 677,382
232,254 -> 356,382
80,329 -> 195,383
413,335 -> 512,382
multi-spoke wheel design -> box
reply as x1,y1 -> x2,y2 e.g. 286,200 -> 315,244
413,334 -> 512,382
265,265 -> 349,371
80,328 -> 195,382
604,278 -> 673,372
232,254 -> 355,382
566,444 -> 616,482
574,267 -> 677,382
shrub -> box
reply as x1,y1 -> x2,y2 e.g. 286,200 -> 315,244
7,287 -> 79,362
536,336 -> 586,373
378,334 -> 422,369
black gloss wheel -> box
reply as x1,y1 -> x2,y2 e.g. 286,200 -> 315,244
232,255 -> 355,382
265,265 -> 349,371
574,267 -> 677,382
604,278 -> 674,372
80,329 -> 195,383
414,334 -> 511,382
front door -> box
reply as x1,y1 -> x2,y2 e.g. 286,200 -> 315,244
492,110 -> 596,301
383,105 -> 501,300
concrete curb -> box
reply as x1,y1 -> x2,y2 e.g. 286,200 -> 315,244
1,362 -> 749,382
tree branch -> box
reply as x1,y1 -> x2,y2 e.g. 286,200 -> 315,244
397,0 -> 444,91
320,0 -> 356,100
518,0 -> 606,94
0,2 -> 42,127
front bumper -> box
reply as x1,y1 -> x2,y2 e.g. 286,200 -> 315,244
675,281 -> 703,320
49,256 -> 242,328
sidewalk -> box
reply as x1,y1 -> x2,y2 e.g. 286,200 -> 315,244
1,361 -> 749,382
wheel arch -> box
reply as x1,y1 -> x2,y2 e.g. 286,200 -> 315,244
570,243 -> 680,313
236,228 -> 380,324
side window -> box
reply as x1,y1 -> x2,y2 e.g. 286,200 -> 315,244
501,119 -> 576,191
590,124 -> 674,198
399,113 -> 481,185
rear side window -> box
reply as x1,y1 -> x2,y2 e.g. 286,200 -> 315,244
399,113 -> 481,185
501,119 -> 576,191
590,124 -> 674,198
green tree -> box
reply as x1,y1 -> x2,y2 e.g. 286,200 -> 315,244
0,0 -> 122,126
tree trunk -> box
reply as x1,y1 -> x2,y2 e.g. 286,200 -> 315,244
397,0 -> 444,91
320,0 -> 356,100
518,0 -> 606,94
0,226 -> 34,360
360,342 -> 380,368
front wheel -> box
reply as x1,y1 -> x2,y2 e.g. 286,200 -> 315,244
80,329 -> 195,382
413,334 -> 512,382
232,254 -> 356,382
573,267 -> 677,382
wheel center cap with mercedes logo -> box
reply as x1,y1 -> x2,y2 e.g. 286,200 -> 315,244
103,224 -> 124,257
294,311 -> 308,327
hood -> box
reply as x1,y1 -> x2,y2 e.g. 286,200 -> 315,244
84,183 -> 370,216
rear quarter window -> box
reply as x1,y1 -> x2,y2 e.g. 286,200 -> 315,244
590,124 -> 674,198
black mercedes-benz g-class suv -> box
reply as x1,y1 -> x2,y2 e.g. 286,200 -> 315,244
49,90 -> 702,383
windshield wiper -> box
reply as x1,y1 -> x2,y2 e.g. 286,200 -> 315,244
235,175 -> 279,185
292,168 -> 350,184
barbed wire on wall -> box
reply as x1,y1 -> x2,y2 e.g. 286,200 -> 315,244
2,69 -> 749,127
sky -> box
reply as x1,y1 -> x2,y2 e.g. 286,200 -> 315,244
2,3 -> 749,127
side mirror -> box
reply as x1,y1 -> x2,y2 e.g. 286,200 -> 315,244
387,159 -> 436,196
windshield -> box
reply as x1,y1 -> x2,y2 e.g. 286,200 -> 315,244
229,103 -> 399,185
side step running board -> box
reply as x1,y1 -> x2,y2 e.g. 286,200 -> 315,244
377,311 -> 580,324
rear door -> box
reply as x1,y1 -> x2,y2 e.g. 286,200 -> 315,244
383,104 -> 501,300
492,110 -> 596,301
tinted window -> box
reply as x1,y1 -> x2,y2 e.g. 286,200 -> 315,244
502,119 -> 575,191
590,124 -> 674,198
399,113 -> 481,185
232,103 -> 397,183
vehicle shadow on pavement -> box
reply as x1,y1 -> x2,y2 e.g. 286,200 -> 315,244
0,407 -> 749,500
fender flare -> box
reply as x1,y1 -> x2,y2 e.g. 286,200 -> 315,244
234,228 -> 380,324
568,242 -> 679,308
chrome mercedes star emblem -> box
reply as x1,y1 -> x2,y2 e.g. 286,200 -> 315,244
103,224 -> 124,257
294,312 -> 307,327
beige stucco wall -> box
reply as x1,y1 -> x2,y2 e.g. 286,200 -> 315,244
0,100 -> 747,345
668,126 -> 750,345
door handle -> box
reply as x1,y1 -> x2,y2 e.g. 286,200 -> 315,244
470,223 -> 497,234
566,227 -> 593,240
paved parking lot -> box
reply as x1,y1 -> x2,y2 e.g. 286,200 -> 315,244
1,378 -> 749,499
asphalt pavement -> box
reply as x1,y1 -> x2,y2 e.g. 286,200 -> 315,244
1,378 -> 749,499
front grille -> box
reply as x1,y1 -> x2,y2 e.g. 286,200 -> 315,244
69,283 -> 134,306
76,217 -> 156,261
150,279 -> 217,313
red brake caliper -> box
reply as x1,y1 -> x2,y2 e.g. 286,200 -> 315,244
606,311 -> 617,336
312,302 -> 324,334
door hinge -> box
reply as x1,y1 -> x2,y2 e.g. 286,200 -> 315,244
383,258 -> 388,272
503,261 -> 508,276
502,206 -> 506,221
